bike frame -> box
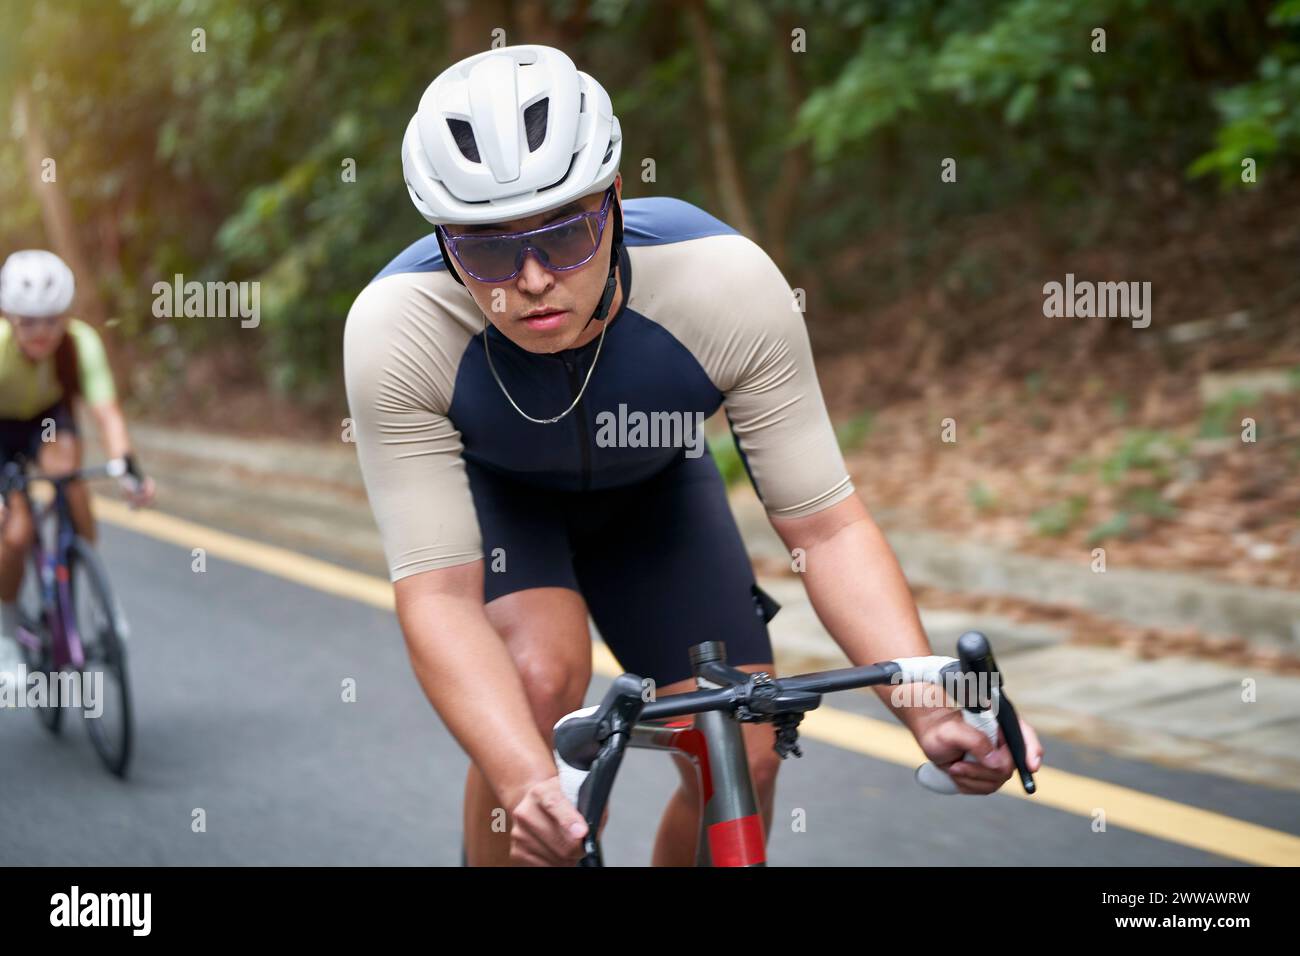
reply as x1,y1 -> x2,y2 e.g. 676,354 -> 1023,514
621,643 -> 767,866
9,465 -> 103,672
554,631 -> 1036,867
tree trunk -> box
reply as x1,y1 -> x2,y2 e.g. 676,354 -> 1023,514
13,85 -> 107,328
443,0 -> 510,60
680,0 -> 758,239
513,0 -> 564,46
763,13 -> 810,271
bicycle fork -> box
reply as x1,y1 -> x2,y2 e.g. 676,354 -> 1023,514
625,643 -> 768,866
687,641 -> 766,867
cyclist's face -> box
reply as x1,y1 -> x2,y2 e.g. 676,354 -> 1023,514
446,174 -> 622,354
7,313 -> 67,360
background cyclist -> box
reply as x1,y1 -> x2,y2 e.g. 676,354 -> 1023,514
0,249 -> 155,681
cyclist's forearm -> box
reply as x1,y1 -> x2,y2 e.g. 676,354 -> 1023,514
87,400 -> 133,461
774,496 -> 935,732
395,573 -> 556,811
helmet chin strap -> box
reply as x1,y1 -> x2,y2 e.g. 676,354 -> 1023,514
580,240 -> 621,334
573,192 -> 624,343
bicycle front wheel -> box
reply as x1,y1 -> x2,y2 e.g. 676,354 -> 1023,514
18,548 -> 62,734
69,537 -> 134,777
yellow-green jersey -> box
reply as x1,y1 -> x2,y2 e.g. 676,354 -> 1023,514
0,318 -> 117,420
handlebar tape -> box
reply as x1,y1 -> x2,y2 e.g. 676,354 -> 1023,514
553,704 -> 599,809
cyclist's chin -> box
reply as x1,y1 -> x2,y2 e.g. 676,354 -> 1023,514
19,341 -> 57,361
512,310 -> 577,351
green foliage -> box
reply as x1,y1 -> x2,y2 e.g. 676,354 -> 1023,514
1199,389 -> 1260,438
1121,486 -> 1178,520
709,429 -> 748,487
967,480 -> 996,513
1190,2 -> 1300,185
1085,512 -> 1129,546
835,409 -> 876,450
1079,428 -> 1187,542
1099,429 -> 1189,484
1086,490 -> 1178,546
1030,494 -> 1088,537
1,0 -> 1296,404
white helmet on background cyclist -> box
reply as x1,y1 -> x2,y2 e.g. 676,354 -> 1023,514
0,249 -> 76,318
402,44 -> 622,226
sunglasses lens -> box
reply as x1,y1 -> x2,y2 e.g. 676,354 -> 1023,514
537,218 -> 600,269
453,235 -> 522,281
451,213 -> 602,281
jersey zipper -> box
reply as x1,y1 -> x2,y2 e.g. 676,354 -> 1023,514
561,353 -> 592,492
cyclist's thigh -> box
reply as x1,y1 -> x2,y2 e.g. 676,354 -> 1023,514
0,479 -> 33,548
571,452 -> 774,688
467,462 -> 591,714
485,587 -> 592,725
35,403 -> 80,474
466,460 -> 581,604
0,415 -> 40,541
0,406 -> 54,470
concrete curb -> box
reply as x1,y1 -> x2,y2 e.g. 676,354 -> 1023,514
730,491 -> 1300,650
128,421 -> 1300,649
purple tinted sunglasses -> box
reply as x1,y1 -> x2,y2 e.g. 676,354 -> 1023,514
439,188 -> 615,283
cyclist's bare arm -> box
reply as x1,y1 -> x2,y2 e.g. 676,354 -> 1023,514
770,495 -> 1045,789
768,495 -> 932,728
85,399 -> 155,507
85,399 -> 133,461
393,562 -> 588,863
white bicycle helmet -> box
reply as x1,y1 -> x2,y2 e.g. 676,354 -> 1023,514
402,44 -> 622,225
0,249 -> 76,318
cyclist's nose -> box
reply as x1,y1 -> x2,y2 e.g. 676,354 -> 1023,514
515,248 -> 555,293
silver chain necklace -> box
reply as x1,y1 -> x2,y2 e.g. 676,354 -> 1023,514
481,313 -> 609,425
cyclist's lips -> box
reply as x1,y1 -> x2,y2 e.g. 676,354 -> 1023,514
520,309 -> 569,330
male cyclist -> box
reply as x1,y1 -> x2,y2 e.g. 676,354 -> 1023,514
0,250 -> 154,681
345,45 -> 1042,866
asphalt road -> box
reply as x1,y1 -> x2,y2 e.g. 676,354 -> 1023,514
2,520 -> 1297,866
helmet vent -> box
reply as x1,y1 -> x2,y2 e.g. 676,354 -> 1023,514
447,118 -> 481,163
538,153 -> 578,193
524,98 -> 548,152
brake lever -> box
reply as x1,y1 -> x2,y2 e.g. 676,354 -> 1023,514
915,632 -> 1036,796
576,731 -> 632,867
994,691 -> 1036,794
557,675 -> 646,866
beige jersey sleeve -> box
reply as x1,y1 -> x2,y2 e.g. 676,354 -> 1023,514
343,270 -> 483,581
627,233 -> 854,518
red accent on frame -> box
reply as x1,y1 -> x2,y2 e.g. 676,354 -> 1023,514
708,815 -> 766,867
55,565 -> 69,584
670,727 -> 713,802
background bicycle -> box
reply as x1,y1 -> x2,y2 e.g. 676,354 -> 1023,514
4,458 -> 135,777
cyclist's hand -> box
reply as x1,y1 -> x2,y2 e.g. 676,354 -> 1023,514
508,775 -> 588,866
916,711 -> 1044,795
120,475 -> 156,510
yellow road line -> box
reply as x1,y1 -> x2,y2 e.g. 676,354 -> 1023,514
94,497 -> 394,611
97,498 -> 1300,866
796,705 -> 1300,867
